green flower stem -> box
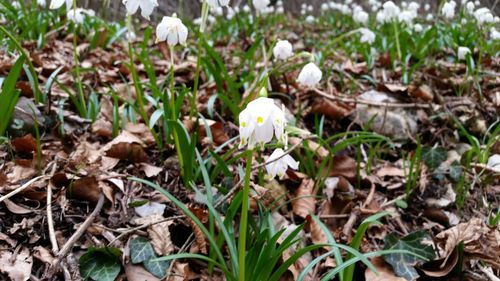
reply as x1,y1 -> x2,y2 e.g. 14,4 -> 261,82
191,1 -> 210,118
125,16 -> 161,149
393,21 -> 402,63
238,149 -> 253,281
0,26 -> 41,103
72,0 -> 87,116
169,45 -> 185,176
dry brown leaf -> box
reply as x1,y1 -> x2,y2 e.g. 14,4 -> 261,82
293,178 -> 316,219
435,218 -> 500,270
3,199 -> 33,214
188,207 -> 208,254
147,214 -> 174,256
125,123 -> 156,145
311,98 -> 354,119
141,163 -> 163,178
0,232 -> 17,247
11,134 -> 37,153
66,176 -> 101,203
377,165 -> 406,178
125,263 -> 160,281
331,155 -> 357,180
365,256 -> 406,281
0,247 -> 33,281
33,246 -> 55,264
421,248 -> 458,278
408,84 -> 434,102
306,215 -> 328,246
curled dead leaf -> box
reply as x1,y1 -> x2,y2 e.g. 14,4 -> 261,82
365,256 -> 406,281
435,218 -> 500,270
293,178 -> 316,219
11,134 -> 37,154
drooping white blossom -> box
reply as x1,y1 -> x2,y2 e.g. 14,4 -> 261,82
273,40 -> 293,60
49,0 -> 72,9
353,9 -> 369,25
253,0 -> 270,12
441,1 -> 456,19
239,97 -> 286,149
473,7 -> 494,24
359,28 -> 376,44
457,46 -> 471,60
67,8 -> 95,24
265,148 -> 299,179
37,0 -> 47,7
490,28 -> 500,40
465,1 -> 475,13
297,62 -> 322,87
381,1 -> 400,21
122,0 -> 158,20
413,23 -> 423,32
156,16 -> 188,46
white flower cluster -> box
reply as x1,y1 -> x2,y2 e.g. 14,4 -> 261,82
239,97 -> 299,179
441,1 -> 456,19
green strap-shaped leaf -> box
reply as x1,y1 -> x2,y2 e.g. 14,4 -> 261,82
0,55 -> 25,136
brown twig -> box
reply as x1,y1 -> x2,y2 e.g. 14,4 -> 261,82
313,88 -> 434,109
51,193 -> 106,270
47,163 -> 59,254
0,175 -> 45,204
107,215 -> 185,246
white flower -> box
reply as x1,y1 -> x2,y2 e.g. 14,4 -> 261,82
321,3 -> 329,11
474,0 -> 480,5
381,1 -> 400,21
353,10 -> 369,24
457,46 -> 471,60
426,13 -> 434,21
37,0 -> 47,7
413,23 -> 423,32
398,10 -> 415,24
441,1 -> 456,19
474,7 -> 494,24
297,62 -> 322,87
156,16 -> 188,46
490,28 -> 500,40
273,40 -> 293,60
49,0 -> 71,9
265,149 -> 299,179
67,8 -> 95,24
253,0 -> 270,11
465,2 -> 474,13
239,97 -> 286,149
408,2 -> 419,12
122,0 -> 158,20
307,5 -> 313,12
276,6 -> 284,14
243,4 -> 251,12
305,15 -> 315,23
207,0 -> 230,8
424,3 -> 430,11
359,28 -> 376,44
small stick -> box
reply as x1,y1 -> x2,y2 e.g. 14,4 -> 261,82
47,163 -> 59,254
0,175 -> 45,204
107,215 -> 185,246
478,265 -> 500,281
313,88 -> 434,109
51,193 -> 105,269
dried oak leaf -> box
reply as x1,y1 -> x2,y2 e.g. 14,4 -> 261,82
435,218 -> 500,270
66,176 -> 101,203
0,247 -> 32,281
102,130 -> 148,163
11,134 -> 37,153
188,207 -> 208,254
293,178 -> 316,219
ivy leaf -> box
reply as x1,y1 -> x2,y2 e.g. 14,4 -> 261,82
383,231 -> 436,281
130,236 -> 169,278
144,258 -> 169,279
422,147 -> 447,170
130,236 -> 155,264
80,247 -> 121,281
449,161 -> 462,182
